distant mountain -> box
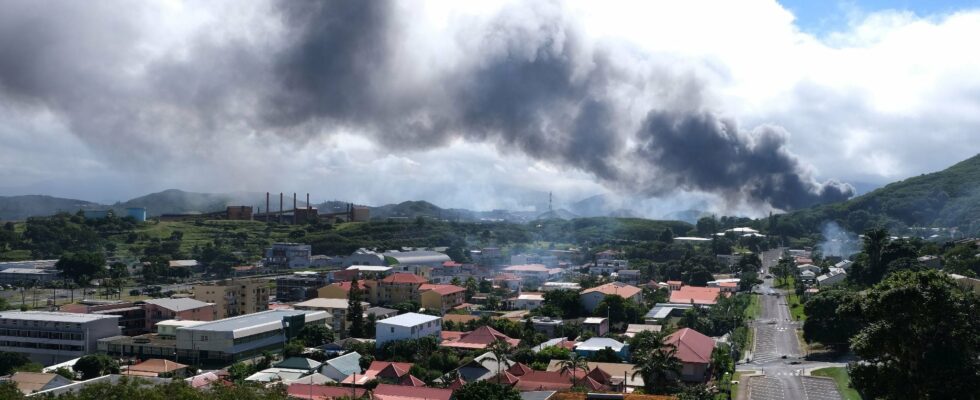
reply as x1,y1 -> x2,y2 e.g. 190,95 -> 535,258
568,194 -> 635,217
662,209 -> 710,224
783,154 -> 980,232
113,189 -> 267,216
535,208 -> 579,220
0,195 -> 103,220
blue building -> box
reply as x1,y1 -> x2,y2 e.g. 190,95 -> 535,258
126,207 -> 147,222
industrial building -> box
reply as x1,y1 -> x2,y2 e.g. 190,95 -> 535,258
174,309 -> 328,365
264,243 -> 312,269
0,268 -> 60,285
0,311 -> 122,366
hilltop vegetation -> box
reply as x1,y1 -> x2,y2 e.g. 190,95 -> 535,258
774,154 -> 980,235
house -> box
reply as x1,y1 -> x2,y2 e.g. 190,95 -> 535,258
123,358 -> 189,378
317,280 -> 371,300
287,384 -> 365,400
444,351 -> 513,383
917,255 -> 941,269
142,297 -> 216,331
375,312 -> 442,348
493,362 -> 613,392
579,282 -> 643,313
834,260 -> 854,271
275,357 -> 324,374
624,324 -> 662,338
540,282 -> 581,291
493,273 -> 523,291
245,367 -> 309,383
419,284 -> 466,313
665,328 -> 715,382
340,361 -> 414,385
503,264 -> 562,282
666,280 -> 683,291
440,326 -> 520,350
797,264 -> 821,275
643,303 -> 695,325
817,268 -> 847,287
582,317 -> 609,337
799,270 -> 817,284
668,286 -> 722,306
616,269 -> 641,284
530,316 -> 564,337
319,351 -> 362,382
707,278 -> 740,293
364,306 -> 399,320
574,337 -> 630,361
373,384 -> 453,400
293,298 -> 370,337
544,361 -> 645,389
2,372 -> 73,395
507,292 -> 545,310
531,337 -> 577,353
375,273 -> 429,305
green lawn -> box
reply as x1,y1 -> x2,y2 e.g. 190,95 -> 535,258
812,367 -> 862,400
787,291 -> 806,321
744,293 -> 761,319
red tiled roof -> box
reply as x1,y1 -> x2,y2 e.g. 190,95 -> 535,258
441,331 -> 465,341
419,284 -> 466,295
581,282 -> 642,298
666,280 -> 683,285
332,280 -> 369,293
287,384 -> 366,400
442,261 -> 463,268
669,286 -> 721,305
381,273 -> 428,284
376,363 -> 411,379
373,384 -> 452,400
129,358 -> 187,373
666,328 -> 715,364
400,374 -> 426,387
440,326 -> 521,349
507,362 -> 533,376
447,376 -> 466,390
341,361 -> 414,385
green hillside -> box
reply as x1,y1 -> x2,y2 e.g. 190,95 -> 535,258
0,195 -> 103,221
778,154 -> 980,234
114,189 -> 265,216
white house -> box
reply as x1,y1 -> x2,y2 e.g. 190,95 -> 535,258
797,264 -> 821,275
375,312 -> 442,348
320,351 -> 362,382
507,293 -> 545,310
817,268 -> 847,287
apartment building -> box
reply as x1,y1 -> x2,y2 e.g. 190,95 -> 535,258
193,279 -> 270,319
293,298 -> 369,337
375,313 -> 441,348
264,243 -> 312,269
0,311 -> 121,365
175,309 -> 328,365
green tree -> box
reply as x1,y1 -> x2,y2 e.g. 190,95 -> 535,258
709,344 -> 733,380
56,251 -> 105,284
298,324 -> 334,347
73,354 -> 120,380
659,227 -> 674,243
589,347 -> 622,363
849,270 -> 980,399
558,353 -> 589,387
487,338 -> 513,384
632,338 -> 682,394
453,380 -> 521,400
0,351 -> 32,375
284,339 -> 305,358
594,295 -> 643,328
465,277 -> 478,300
0,381 -> 23,400
802,290 -> 863,351
542,289 -> 583,319
346,278 -> 365,338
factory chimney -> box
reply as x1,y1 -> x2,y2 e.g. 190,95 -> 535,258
293,192 -> 297,213
306,193 -> 311,211
265,192 -> 270,223
279,192 -> 283,223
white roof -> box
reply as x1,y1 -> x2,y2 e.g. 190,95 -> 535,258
515,294 -> 544,301
576,337 -> 626,352
345,266 -> 392,272
0,311 -> 119,323
0,268 -> 56,274
725,227 -> 759,234
674,237 -> 711,242
377,312 -> 440,327
294,298 -> 366,309
144,297 -> 212,312
244,368 -> 308,382
155,319 -> 206,328
583,317 -> 607,324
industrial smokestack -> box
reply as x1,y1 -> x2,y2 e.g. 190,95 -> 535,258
279,192 -> 283,223
306,193 -> 310,211
266,192 -> 270,223
293,192 -> 297,213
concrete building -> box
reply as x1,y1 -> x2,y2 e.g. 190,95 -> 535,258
375,312 -> 441,348
2,372 -> 73,395
668,286 -> 723,306
293,298 -> 369,337
0,260 -> 58,271
574,337 -> 629,361
343,249 -> 386,267
225,206 -> 253,220
583,317 -> 609,337
175,309 -> 328,365
541,282 -> 581,291
374,273 -> 428,305
276,272 -> 329,302
579,282 -> 643,313
419,284 -> 466,313
0,311 -> 121,366
530,316 -> 564,337
0,268 -> 59,285
143,298 -> 216,331
817,268 -> 847,287
506,292 -> 545,310
264,243 -> 312,269
502,264 -> 562,282
192,279 -> 270,319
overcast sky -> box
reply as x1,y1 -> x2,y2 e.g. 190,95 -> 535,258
1,0 -> 978,217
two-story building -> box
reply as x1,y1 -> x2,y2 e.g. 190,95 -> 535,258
375,313 -> 442,348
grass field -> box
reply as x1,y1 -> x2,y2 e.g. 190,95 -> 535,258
111,219 -> 296,260
812,367 -> 862,400
744,293 -> 761,319
788,290 -> 806,321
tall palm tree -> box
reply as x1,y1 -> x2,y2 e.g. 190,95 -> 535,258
863,228 -> 889,280
632,343 -> 682,394
558,353 -> 589,387
487,338 -> 512,384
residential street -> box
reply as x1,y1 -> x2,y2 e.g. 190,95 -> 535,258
737,248 -> 845,400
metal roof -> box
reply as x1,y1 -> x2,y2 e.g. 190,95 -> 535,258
179,309 -> 327,336
144,297 -> 212,312
575,337 -> 626,352
0,311 -> 119,323
377,312 -> 440,327
382,250 -> 451,265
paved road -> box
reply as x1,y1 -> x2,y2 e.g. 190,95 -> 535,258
739,248 -> 844,400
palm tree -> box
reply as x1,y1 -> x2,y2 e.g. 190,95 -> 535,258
558,353 -> 589,387
487,338 -> 512,384
632,342 -> 682,394
863,228 -> 889,281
